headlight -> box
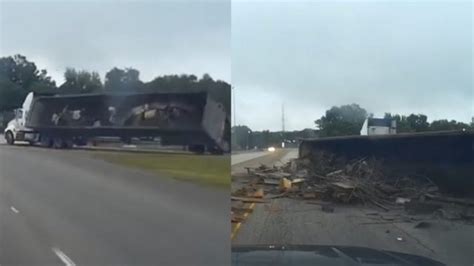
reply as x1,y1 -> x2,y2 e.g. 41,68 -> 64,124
268,147 -> 276,152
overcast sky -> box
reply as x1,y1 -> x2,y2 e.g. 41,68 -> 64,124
0,0 -> 230,84
233,0 -> 473,131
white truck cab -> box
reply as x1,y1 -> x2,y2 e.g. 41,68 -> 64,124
4,92 -> 39,145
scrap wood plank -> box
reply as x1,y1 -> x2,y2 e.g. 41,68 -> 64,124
331,181 -> 356,190
268,172 -> 292,179
254,172 -> 268,178
231,207 -> 254,213
231,196 -> 268,203
369,198 -> 390,211
291,178 -> 306,184
327,169 -> 343,177
264,179 -> 280,185
232,215 -> 246,223
266,191 -> 289,199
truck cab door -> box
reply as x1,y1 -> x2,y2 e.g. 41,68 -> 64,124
14,109 -> 25,127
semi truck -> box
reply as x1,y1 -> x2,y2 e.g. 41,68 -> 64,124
3,91 -> 230,154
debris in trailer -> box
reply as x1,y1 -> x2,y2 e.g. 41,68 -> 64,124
234,150 -> 474,223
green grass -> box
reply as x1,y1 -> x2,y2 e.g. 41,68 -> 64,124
95,152 -> 230,188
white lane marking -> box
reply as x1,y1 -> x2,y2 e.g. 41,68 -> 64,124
52,247 -> 76,266
10,206 -> 19,214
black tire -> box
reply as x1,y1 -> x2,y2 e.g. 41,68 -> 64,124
63,139 -> 73,149
53,137 -> 64,149
40,136 -> 54,148
188,144 -> 205,154
5,131 -> 14,145
121,136 -> 132,145
209,147 -> 224,155
73,137 -> 87,146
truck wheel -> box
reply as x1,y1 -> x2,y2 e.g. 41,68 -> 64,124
63,139 -> 73,149
189,144 -> 205,154
5,131 -> 15,145
40,136 -> 53,148
209,146 -> 224,155
53,137 -> 64,149
121,137 -> 132,145
73,137 -> 87,146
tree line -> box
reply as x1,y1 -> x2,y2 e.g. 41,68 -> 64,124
0,54 -> 230,114
233,104 -> 472,150
315,104 -> 472,137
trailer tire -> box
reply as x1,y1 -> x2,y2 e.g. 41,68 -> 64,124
5,131 -> 14,145
209,146 -> 224,155
73,137 -> 87,146
63,139 -> 73,149
53,137 -> 64,149
40,136 -> 53,148
189,144 -> 205,154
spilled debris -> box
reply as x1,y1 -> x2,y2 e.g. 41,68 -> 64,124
231,151 -> 474,224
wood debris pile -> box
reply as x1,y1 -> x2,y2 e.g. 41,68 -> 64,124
241,151 -> 474,216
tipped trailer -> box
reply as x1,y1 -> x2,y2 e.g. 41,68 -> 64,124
4,91 -> 230,154
299,130 -> 474,195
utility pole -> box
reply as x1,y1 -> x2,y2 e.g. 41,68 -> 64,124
281,103 -> 285,132
232,86 -> 236,127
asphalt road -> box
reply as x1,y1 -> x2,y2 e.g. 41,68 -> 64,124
231,151 -> 270,165
0,144 -> 229,265
231,150 -> 474,266
234,197 -> 474,265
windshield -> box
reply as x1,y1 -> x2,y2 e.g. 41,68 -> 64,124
230,1 -> 472,266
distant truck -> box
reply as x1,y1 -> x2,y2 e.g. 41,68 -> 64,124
4,91 -> 230,154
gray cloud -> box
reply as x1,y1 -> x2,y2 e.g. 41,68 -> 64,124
0,0 -> 230,84
232,1 -> 472,131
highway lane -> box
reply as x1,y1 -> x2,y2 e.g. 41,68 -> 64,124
231,148 -> 474,266
231,151 -> 270,165
0,145 -> 229,265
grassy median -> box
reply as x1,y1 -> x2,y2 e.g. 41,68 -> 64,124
96,152 -> 230,188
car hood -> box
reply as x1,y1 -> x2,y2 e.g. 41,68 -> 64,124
232,245 -> 445,266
